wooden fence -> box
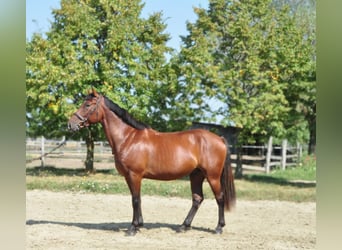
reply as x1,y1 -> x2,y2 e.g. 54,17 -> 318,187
26,136 -> 303,174
26,136 -> 113,167
230,136 -> 303,173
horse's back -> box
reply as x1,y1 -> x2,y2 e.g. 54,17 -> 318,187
148,128 -> 226,154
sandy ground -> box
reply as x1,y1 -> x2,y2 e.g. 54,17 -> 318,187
26,190 -> 316,249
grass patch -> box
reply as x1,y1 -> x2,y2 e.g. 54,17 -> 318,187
26,156 -> 316,202
266,155 -> 316,181
244,154 -> 316,183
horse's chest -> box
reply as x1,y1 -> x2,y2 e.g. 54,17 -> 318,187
114,159 -> 129,176
114,151 -> 145,176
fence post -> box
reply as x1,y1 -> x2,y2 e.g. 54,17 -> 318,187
265,136 -> 273,174
100,141 -> 103,153
281,139 -> 287,170
78,138 -> 82,153
297,142 -> 302,165
41,136 -> 45,167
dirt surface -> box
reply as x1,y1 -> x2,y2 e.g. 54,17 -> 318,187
26,190 -> 316,249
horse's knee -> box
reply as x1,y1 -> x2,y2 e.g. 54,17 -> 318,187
132,196 -> 140,207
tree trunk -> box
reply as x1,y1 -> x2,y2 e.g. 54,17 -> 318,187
308,114 -> 316,155
84,129 -> 95,173
308,120 -> 316,155
234,145 -> 243,179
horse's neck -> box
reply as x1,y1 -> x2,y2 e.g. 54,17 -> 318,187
101,108 -> 135,154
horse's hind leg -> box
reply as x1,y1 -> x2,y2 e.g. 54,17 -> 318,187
207,176 -> 225,234
178,168 -> 205,232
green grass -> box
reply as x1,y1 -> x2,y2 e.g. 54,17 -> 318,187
265,155 -> 316,181
26,155 -> 316,202
243,154 -> 316,183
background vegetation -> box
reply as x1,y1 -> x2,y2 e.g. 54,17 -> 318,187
26,0 -> 316,174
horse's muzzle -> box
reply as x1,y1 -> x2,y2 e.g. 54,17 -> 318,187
68,121 -> 81,131
68,115 -> 88,131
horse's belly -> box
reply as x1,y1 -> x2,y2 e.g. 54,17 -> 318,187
143,156 -> 198,180
143,167 -> 195,180
139,138 -> 201,180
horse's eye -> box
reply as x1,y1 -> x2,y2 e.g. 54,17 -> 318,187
85,103 -> 91,108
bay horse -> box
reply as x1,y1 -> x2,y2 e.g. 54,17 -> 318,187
68,88 -> 236,236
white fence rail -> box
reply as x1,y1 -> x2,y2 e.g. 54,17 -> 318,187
26,136 -> 113,167
26,136 -> 303,174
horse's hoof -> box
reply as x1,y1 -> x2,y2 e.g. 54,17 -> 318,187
126,226 -> 139,236
215,227 -> 223,234
177,225 -> 191,233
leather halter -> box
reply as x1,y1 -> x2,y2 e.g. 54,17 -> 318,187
73,95 -> 102,125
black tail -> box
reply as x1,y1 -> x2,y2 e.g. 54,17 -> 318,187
221,137 -> 236,211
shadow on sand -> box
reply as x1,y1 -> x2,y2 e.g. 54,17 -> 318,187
242,174 -> 316,188
26,219 -> 214,235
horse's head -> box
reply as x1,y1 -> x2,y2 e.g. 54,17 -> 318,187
68,88 -> 103,131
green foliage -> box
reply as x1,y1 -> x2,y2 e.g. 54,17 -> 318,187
26,0 -> 316,149
26,0 -> 176,139
175,0 -> 316,144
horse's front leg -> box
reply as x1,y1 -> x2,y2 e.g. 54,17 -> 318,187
125,174 -> 143,236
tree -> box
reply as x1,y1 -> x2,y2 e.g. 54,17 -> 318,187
272,0 -> 316,154
174,0 -> 316,175
26,0 -> 174,172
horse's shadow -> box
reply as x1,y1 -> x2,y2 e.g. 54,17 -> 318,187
26,219 -> 214,234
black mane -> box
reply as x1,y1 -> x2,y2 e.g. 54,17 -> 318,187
103,96 -> 150,130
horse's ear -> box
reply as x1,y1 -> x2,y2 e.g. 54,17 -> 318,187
91,87 -> 99,97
